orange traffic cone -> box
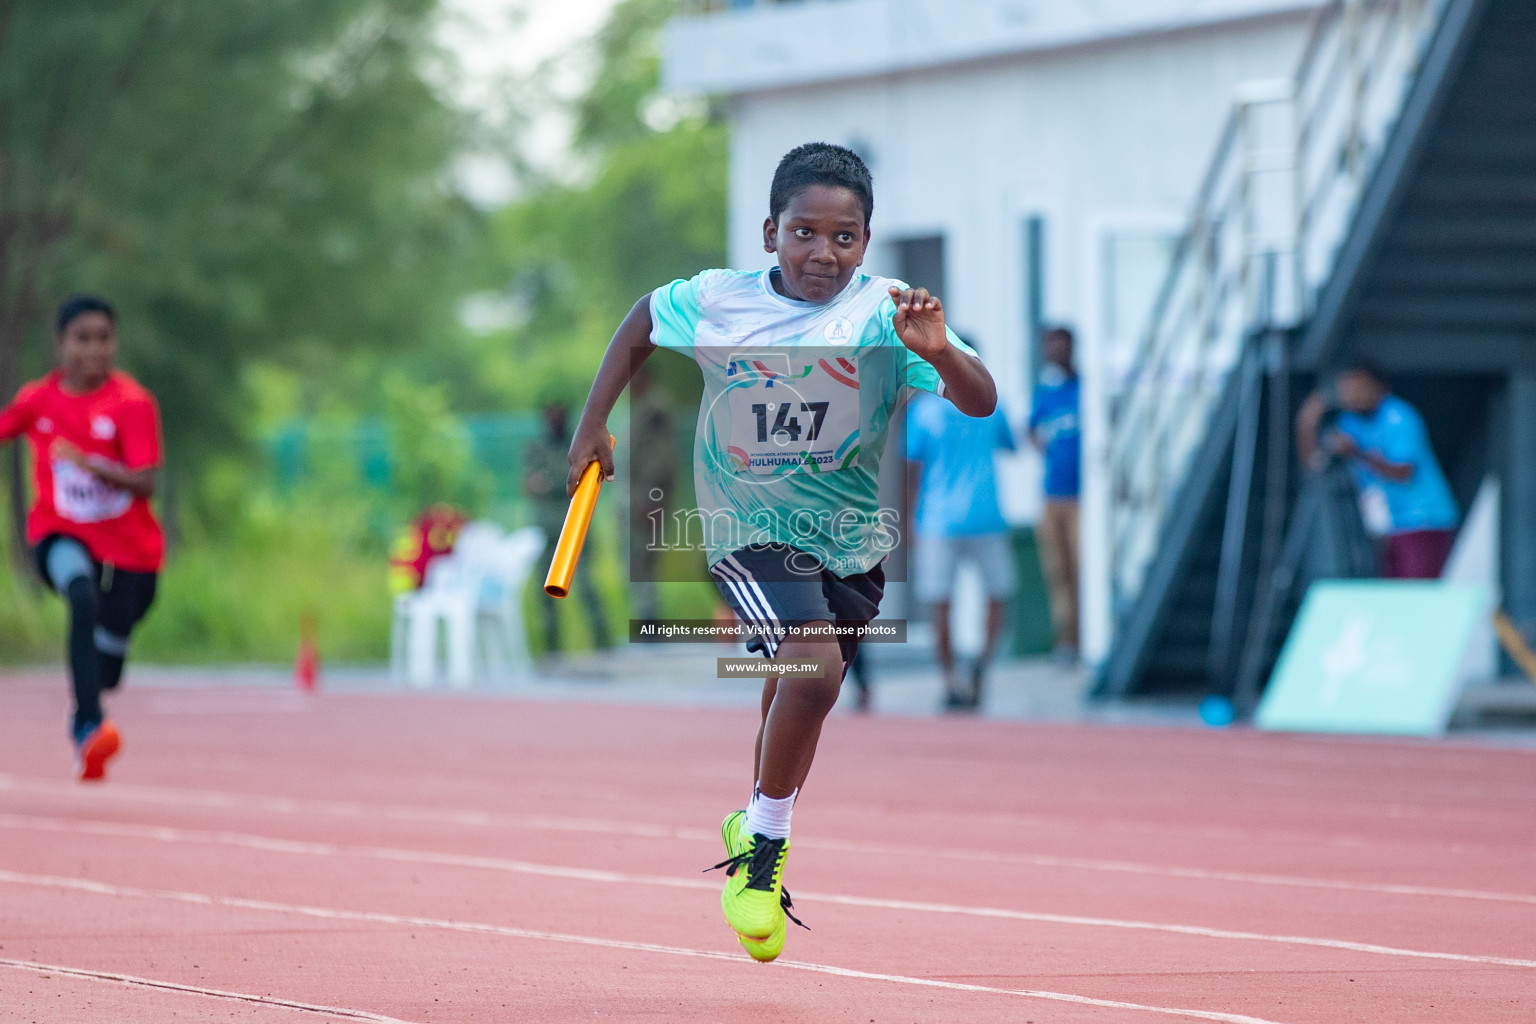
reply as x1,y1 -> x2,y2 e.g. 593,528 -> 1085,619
295,611 -> 320,692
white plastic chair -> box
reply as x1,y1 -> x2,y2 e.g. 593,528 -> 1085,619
390,523 -> 546,688
473,525 -> 547,678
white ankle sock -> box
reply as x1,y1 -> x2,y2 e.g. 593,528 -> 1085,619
745,786 -> 796,840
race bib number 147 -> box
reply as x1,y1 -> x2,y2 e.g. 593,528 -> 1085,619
725,355 -> 861,476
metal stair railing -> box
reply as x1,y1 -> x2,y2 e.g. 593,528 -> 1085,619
1107,0 -> 1449,617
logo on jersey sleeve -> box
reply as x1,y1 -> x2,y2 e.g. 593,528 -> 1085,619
91,416 -> 117,440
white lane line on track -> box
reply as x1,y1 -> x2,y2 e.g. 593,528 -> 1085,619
0,955 -> 419,1023
804,838 -> 1536,908
142,691 -> 313,714
2,773 -> 1534,908
7,771 -> 1527,861
4,814 -> 1535,970
0,772 -> 654,833
0,870 -> 1290,1024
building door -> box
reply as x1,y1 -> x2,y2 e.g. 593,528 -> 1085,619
893,235 -> 946,300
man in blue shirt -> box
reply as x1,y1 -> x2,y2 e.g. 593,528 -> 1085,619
1297,360 -> 1458,578
907,367 -> 1017,709
1028,327 -> 1081,662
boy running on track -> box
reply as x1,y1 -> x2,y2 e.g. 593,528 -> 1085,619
0,295 -> 163,781
566,143 -> 996,960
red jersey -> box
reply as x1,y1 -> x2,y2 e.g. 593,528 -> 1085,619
388,504 -> 466,593
0,370 -> 165,571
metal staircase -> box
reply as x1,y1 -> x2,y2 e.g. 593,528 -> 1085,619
1094,0 -> 1529,700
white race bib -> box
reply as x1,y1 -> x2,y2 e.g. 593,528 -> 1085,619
53,458 -> 132,524
724,354 -> 861,476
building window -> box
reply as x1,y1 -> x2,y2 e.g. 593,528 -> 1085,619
893,235 -> 946,304
1100,229 -> 1177,400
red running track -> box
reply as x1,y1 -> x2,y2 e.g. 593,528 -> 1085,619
0,675 -> 1533,1023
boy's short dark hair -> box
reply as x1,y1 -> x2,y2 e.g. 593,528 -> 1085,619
769,143 -> 874,227
1341,356 -> 1387,385
55,294 -> 116,335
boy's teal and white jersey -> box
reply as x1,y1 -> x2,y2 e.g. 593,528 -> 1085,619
650,268 -> 972,577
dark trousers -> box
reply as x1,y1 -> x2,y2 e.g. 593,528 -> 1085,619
36,535 -> 158,736
1381,529 -> 1454,580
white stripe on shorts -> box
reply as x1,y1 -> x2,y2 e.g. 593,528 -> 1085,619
719,578 -> 777,657
723,554 -> 783,636
710,561 -> 766,640
713,557 -> 780,657
713,558 -> 766,624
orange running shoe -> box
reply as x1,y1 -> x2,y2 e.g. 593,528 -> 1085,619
76,720 -> 121,782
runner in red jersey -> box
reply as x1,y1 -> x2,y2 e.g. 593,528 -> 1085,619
0,295 -> 163,781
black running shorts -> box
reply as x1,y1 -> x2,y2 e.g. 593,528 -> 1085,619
709,544 -> 885,664
33,533 -> 159,640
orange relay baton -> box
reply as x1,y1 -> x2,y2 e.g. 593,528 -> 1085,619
544,435 -> 615,598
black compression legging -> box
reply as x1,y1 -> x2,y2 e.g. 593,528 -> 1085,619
40,536 -> 158,737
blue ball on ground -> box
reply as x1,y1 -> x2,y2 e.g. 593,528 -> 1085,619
1199,695 -> 1235,727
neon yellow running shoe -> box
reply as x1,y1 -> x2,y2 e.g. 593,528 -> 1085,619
708,810 -> 803,946
719,810 -> 784,961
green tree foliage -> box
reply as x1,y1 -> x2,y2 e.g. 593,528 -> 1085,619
0,0 -> 731,662
380,370 -> 489,518
0,0 -> 475,508
573,0 -> 677,153
461,0 -> 727,630
485,0 -> 727,410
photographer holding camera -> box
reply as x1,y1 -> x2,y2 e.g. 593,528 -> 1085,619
1296,359 -> 1458,579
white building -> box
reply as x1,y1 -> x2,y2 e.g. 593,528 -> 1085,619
662,0 -> 1325,663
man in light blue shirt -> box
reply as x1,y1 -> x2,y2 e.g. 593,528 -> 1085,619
907,373 -> 1017,709
1297,360 -> 1458,578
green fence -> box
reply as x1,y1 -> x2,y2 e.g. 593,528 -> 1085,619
267,412 -> 545,520
1009,528 -> 1056,656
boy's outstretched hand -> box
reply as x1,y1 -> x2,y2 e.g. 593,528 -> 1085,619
566,421 -> 616,497
889,286 -> 948,359
889,284 -> 998,417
